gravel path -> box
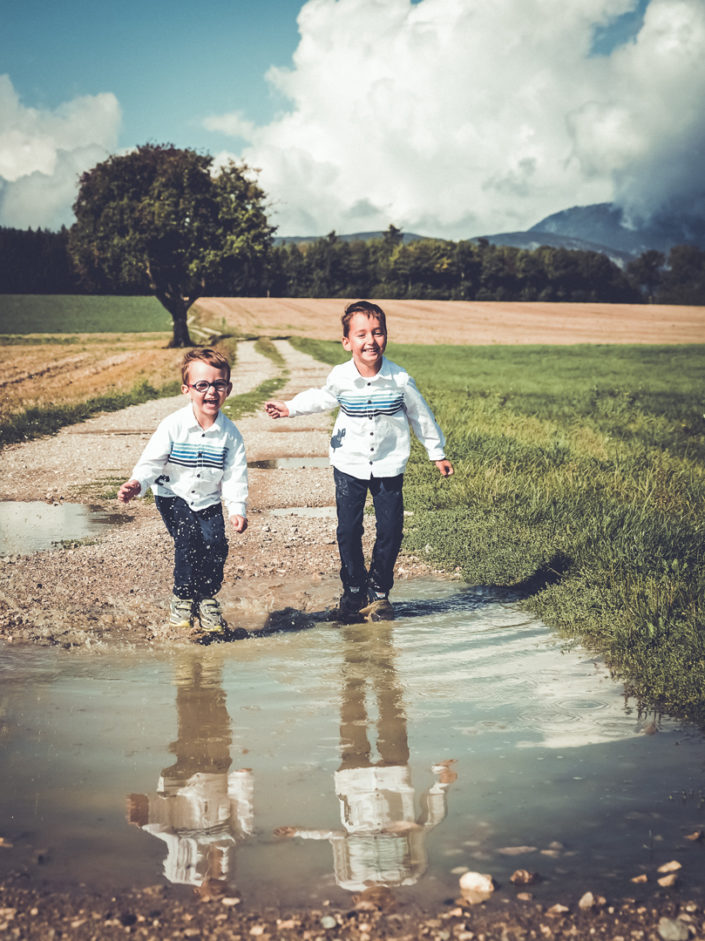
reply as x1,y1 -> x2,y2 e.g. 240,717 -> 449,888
0,340 -> 439,647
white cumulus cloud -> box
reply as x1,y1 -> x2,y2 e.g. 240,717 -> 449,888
208,0 -> 705,238
0,75 -> 121,229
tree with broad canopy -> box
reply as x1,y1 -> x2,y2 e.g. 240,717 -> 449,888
69,144 -> 275,346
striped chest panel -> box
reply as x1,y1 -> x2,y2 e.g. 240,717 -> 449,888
168,442 -> 228,469
338,390 -> 404,418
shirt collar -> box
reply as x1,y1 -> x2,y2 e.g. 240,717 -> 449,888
185,402 -> 224,433
346,355 -> 388,383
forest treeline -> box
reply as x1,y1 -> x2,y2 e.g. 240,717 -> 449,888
2,224 -> 704,305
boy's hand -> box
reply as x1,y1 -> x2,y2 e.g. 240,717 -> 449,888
265,400 -> 289,419
118,479 -> 141,503
230,514 -> 248,533
435,459 -> 454,477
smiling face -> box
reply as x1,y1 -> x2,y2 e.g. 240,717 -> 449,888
342,312 -> 387,377
182,359 -> 232,428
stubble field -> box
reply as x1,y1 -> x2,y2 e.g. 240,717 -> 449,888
3,297 -> 703,424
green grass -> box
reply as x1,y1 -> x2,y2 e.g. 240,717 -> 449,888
0,295 -> 171,333
295,338 -> 705,726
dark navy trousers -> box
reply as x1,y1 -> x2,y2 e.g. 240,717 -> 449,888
333,467 -> 404,597
156,496 -> 228,601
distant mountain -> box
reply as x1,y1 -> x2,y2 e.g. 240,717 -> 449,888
470,228 -> 633,267
274,230 -> 427,247
527,203 -> 705,256
274,202 -> 705,262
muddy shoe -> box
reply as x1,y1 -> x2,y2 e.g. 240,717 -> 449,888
329,591 -> 366,624
169,595 -> 194,628
197,598 -> 227,633
359,593 -> 395,622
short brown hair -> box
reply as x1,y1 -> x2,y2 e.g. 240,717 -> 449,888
341,301 -> 387,337
181,348 -> 231,385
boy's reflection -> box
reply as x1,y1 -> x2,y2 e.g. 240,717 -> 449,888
275,624 -> 456,892
127,656 -> 253,892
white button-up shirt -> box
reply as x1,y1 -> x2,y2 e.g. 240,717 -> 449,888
130,404 -> 248,517
286,357 -> 446,479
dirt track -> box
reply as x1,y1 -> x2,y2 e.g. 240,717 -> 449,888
3,310 -> 705,935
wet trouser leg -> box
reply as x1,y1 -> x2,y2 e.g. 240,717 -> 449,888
334,468 -> 369,597
368,474 -> 404,596
156,496 -> 228,601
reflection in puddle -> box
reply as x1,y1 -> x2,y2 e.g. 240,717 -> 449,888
0,501 -> 119,555
274,624 -> 455,891
127,658 -> 254,894
2,578 -> 705,910
248,457 -> 330,470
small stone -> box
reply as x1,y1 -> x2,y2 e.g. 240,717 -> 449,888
498,846 -> 538,856
510,869 -> 540,885
320,915 -> 337,929
658,873 -> 679,888
631,874 -> 648,884
657,860 -> 682,874
459,871 -> 495,904
578,892 -> 595,910
657,917 -> 690,941
547,904 -> 570,915
685,831 -> 703,842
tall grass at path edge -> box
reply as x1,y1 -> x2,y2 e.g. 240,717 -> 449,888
293,337 -> 705,726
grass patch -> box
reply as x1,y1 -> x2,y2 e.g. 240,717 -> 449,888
0,295 -> 171,334
0,379 -> 181,448
222,377 -> 287,421
296,338 -> 705,726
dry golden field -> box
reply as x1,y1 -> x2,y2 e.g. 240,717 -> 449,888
195,297 -> 705,344
3,299 -> 704,420
0,334 -> 182,420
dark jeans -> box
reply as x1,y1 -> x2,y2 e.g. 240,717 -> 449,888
333,467 -> 404,598
156,496 -> 228,601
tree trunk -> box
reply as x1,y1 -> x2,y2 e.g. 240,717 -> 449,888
155,289 -> 194,347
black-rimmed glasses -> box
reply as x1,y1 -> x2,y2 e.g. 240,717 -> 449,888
187,380 -> 230,393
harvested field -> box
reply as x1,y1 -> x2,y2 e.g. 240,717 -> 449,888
195,297 -> 705,345
0,334 -> 181,419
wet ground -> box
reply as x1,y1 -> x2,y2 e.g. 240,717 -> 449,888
3,339 -> 705,937
2,577 -> 705,921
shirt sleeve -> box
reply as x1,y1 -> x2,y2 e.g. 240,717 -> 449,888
286,373 -> 339,417
403,377 -> 446,461
129,419 -> 173,496
221,430 -> 249,518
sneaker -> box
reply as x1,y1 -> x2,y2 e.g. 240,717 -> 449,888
359,591 -> 395,622
170,595 -> 194,628
330,590 -> 366,624
197,598 -> 228,633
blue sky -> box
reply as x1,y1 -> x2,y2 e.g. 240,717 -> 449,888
1,0 -> 703,238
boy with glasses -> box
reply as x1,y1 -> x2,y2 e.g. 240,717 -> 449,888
118,348 -> 247,635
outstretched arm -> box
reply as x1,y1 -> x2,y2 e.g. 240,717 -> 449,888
265,400 -> 290,419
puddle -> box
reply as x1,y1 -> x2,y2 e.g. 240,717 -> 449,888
0,501 -> 120,555
1,577 -> 705,910
248,456 -> 330,469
